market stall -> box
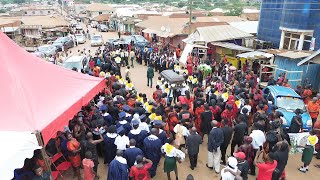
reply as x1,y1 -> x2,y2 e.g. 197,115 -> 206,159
0,32 -> 106,179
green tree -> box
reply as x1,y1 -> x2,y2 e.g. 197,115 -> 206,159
13,0 -> 26,4
224,0 -> 243,16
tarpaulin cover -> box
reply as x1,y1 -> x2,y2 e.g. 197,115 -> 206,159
0,32 -> 106,179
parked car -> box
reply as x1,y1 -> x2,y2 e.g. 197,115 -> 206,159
52,37 -> 74,51
36,45 -> 57,57
63,55 -> 89,72
75,24 -> 83,30
90,21 -> 98,28
90,34 -> 104,46
98,24 -> 108,32
131,35 -> 150,47
75,34 -> 86,44
263,85 -> 312,131
111,37 -> 132,46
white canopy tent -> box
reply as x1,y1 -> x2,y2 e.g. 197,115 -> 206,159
179,43 -> 208,64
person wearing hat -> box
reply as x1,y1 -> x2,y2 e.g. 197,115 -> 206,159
128,119 -> 149,149
153,120 -> 167,145
123,139 -> 144,168
114,126 -> 129,151
298,130 -> 319,173
138,114 -> 150,133
143,128 -> 162,178
103,125 -> 118,165
108,150 -> 128,180
116,111 -> 132,135
221,157 -> 240,180
234,152 -> 249,180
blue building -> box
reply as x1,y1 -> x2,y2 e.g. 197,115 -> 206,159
258,0 -> 320,50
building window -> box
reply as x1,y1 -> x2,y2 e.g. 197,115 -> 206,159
283,31 -> 313,50
32,11 -> 35,14
40,11 -> 43,14
99,12 -> 102,15
24,11 -> 27,14
48,11 -> 50,13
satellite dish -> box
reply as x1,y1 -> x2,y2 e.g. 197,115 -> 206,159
161,26 -> 166,31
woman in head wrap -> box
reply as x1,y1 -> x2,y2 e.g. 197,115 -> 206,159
226,95 -> 238,120
237,136 -> 255,175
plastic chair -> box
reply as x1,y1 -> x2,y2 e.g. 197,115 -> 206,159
50,152 -> 72,179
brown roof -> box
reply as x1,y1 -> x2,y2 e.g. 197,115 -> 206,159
181,22 -> 228,34
196,16 -> 247,23
169,13 -> 207,18
240,13 -> 260,21
93,14 -> 110,22
134,14 -> 161,20
0,16 -> 69,28
86,3 -> 114,12
0,19 -> 21,27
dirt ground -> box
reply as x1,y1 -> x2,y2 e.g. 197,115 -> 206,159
64,26 -> 320,180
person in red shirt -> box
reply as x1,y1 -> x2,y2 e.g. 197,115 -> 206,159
303,85 -> 313,104
83,151 -> 96,180
130,155 -> 153,180
254,150 -> 277,180
308,97 -> 320,127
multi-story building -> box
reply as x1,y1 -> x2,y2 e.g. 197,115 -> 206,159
85,3 -> 115,20
258,0 -> 320,50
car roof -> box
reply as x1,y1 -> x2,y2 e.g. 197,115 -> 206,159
92,34 -> 102,37
267,85 -> 301,98
39,45 -> 52,48
65,56 -> 86,63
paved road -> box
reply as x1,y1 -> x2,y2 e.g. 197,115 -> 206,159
65,25 -> 320,180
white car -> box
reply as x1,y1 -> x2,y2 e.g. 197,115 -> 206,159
90,21 -> 98,28
36,45 -> 57,57
91,34 -> 104,46
63,55 -> 89,72
75,24 -> 83,30
75,34 -> 86,44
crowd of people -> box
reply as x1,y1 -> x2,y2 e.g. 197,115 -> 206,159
17,35 -> 320,180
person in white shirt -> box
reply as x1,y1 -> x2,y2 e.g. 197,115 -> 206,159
249,124 -> 266,175
114,126 -> 129,150
221,157 -> 241,180
138,114 -> 150,133
173,121 -> 190,147
161,138 -> 185,180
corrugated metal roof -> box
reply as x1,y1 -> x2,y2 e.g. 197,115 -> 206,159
229,21 -> 258,34
196,16 -> 247,23
86,3 -> 115,12
236,51 -> 274,59
0,27 -> 19,33
297,49 -> 320,66
194,25 -> 253,42
277,51 -> 311,59
211,42 -> 253,52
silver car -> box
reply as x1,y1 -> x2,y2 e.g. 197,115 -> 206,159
75,34 -> 86,44
36,45 -> 57,57
90,34 -> 104,46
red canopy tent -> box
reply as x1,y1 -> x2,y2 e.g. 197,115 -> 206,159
0,32 -> 105,179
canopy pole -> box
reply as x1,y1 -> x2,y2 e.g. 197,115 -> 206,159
35,131 -> 52,177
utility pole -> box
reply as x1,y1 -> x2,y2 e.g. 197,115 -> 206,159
188,0 -> 192,34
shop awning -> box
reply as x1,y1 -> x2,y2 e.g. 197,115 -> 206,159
236,51 -> 274,59
0,32 -> 106,180
211,42 -> 254,52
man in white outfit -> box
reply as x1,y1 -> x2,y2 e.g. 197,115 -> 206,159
207,120 -> 224,174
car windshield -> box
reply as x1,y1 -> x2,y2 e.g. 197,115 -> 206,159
92,36 -> 101,40
75,35 -> 83,39
276,96 -> 306,111
63,61 -> 82,70
38,46 -> 50,52
134,36 -> 145,42
54,37 -> 67,43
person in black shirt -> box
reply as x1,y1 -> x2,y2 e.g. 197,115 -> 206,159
230,116 -> 248,155
272,141 -> 289,180
221,119 -> 233,165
